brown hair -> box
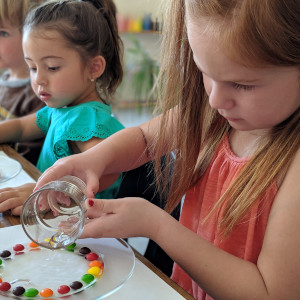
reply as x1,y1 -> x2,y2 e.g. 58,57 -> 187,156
23,0 -> 123,102
154,0 -> 300,237
0,0 -> 44,30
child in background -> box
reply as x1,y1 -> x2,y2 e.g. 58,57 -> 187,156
0,0 -> 124,215
35,0 -> 300,299
0,0 -> 45,164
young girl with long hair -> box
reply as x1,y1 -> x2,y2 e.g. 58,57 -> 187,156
35,0 -> 300,298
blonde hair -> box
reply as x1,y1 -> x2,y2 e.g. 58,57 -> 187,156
154,0 -> 300,237
0,0 -> 44,29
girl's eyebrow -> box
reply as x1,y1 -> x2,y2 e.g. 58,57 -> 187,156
24,56 -> 64,61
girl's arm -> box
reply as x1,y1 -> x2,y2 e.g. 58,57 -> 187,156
35,110 -> 177,197
0,113 -> 43,143
80,149 -> 300,299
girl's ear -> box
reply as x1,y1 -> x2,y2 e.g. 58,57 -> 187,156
89,55 -> 106,80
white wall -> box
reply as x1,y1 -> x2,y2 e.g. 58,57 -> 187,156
114,0 -> 163,20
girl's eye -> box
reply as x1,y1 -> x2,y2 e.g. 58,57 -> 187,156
29,67 -> 37,72
0,31 -> 9,37
232,83 -> 255,91
48,66 -> 60,71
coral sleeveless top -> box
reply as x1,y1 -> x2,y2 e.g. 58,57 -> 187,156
171,135 -> 278,300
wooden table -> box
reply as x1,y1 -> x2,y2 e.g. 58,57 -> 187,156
0,144 -> 195,300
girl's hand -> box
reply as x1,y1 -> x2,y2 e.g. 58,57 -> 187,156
35,153 -> 101,198
80,197 -> 167,240
0,183 -> 35,215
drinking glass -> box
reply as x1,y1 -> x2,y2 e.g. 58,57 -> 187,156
21,176 -> 87,249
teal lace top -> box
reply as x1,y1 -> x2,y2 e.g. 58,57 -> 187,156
36,101 -> 124,198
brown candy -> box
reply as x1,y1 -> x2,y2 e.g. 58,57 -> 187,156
70,281 -> 83,290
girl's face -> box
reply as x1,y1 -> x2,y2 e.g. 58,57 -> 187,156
0,22 -> 27,76
23,29 -> 97,108
186,17 -> 300,133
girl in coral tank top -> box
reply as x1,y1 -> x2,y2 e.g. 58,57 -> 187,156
35,0 -> 300,299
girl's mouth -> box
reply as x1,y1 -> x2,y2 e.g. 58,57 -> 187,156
39,92 -> 51,102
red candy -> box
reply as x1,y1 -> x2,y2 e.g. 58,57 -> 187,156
85,252 -> 99,261
0,282 -> 11,291
13,244 -> 25,252
57,285 -> 70,294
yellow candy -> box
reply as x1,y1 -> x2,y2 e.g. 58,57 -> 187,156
44,238 -> 51,242
88,266 -> 101,276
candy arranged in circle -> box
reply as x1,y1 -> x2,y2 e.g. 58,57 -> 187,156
0,250 -> 11,258
57,285 -> 70,294
24,288 -> 39,297
40,288 -> 53,297
0,242 -> 104,299
13,244 -> 25,252
70,281 -> 83,290
79,246 -> 91,255
12,286 -> 25,296
0,282 -> 11,291
86,252 -> 99,261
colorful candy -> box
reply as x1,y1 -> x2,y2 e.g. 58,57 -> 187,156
85,252 -> 99,261
70,281 -> 83,290
88,266 -> 101,276
0,282 -> 11,291
40,288 -> 53,297
0,250 -> 11,258
29,241 -> 39,248
57,285 -> 70,294
24,288 -> 39,297
12,286 -> 25,296
89,260 -> 102,268
81,273 -> 94,284
0,243 -> 104,298
65,243 -> 76,252
79,246 -> 91,255
13,244 -> 25,252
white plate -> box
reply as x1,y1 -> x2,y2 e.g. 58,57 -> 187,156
0,238 -> 135,299
0,156 -> 22,183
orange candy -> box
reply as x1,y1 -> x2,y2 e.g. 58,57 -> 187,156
89,260 -> 102,268
0,278 -> 2,283
29,241 -> 39,248
40,288 -> 53,297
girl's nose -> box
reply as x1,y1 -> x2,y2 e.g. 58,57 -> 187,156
33,71 -> 47,86
207,82 -> 234,110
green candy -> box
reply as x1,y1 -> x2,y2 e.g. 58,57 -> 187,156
65,243 -> 76,251
0,259 -> 2,265
24,288 -> 39,297
81,273 -> 94,284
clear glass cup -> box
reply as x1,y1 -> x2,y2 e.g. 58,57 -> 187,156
21,176 -> 87,249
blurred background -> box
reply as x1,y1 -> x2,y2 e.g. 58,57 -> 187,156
113,0 -> 163,128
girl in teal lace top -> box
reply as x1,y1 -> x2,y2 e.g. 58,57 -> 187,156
0,0 -> 124,215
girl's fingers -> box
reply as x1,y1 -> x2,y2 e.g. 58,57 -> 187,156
11,205 -> 23,216
34,165 -> 60,191
85,198 -> 115,219
85,171 -> 100,198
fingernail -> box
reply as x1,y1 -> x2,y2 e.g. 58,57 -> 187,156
88,199 -> 94,207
